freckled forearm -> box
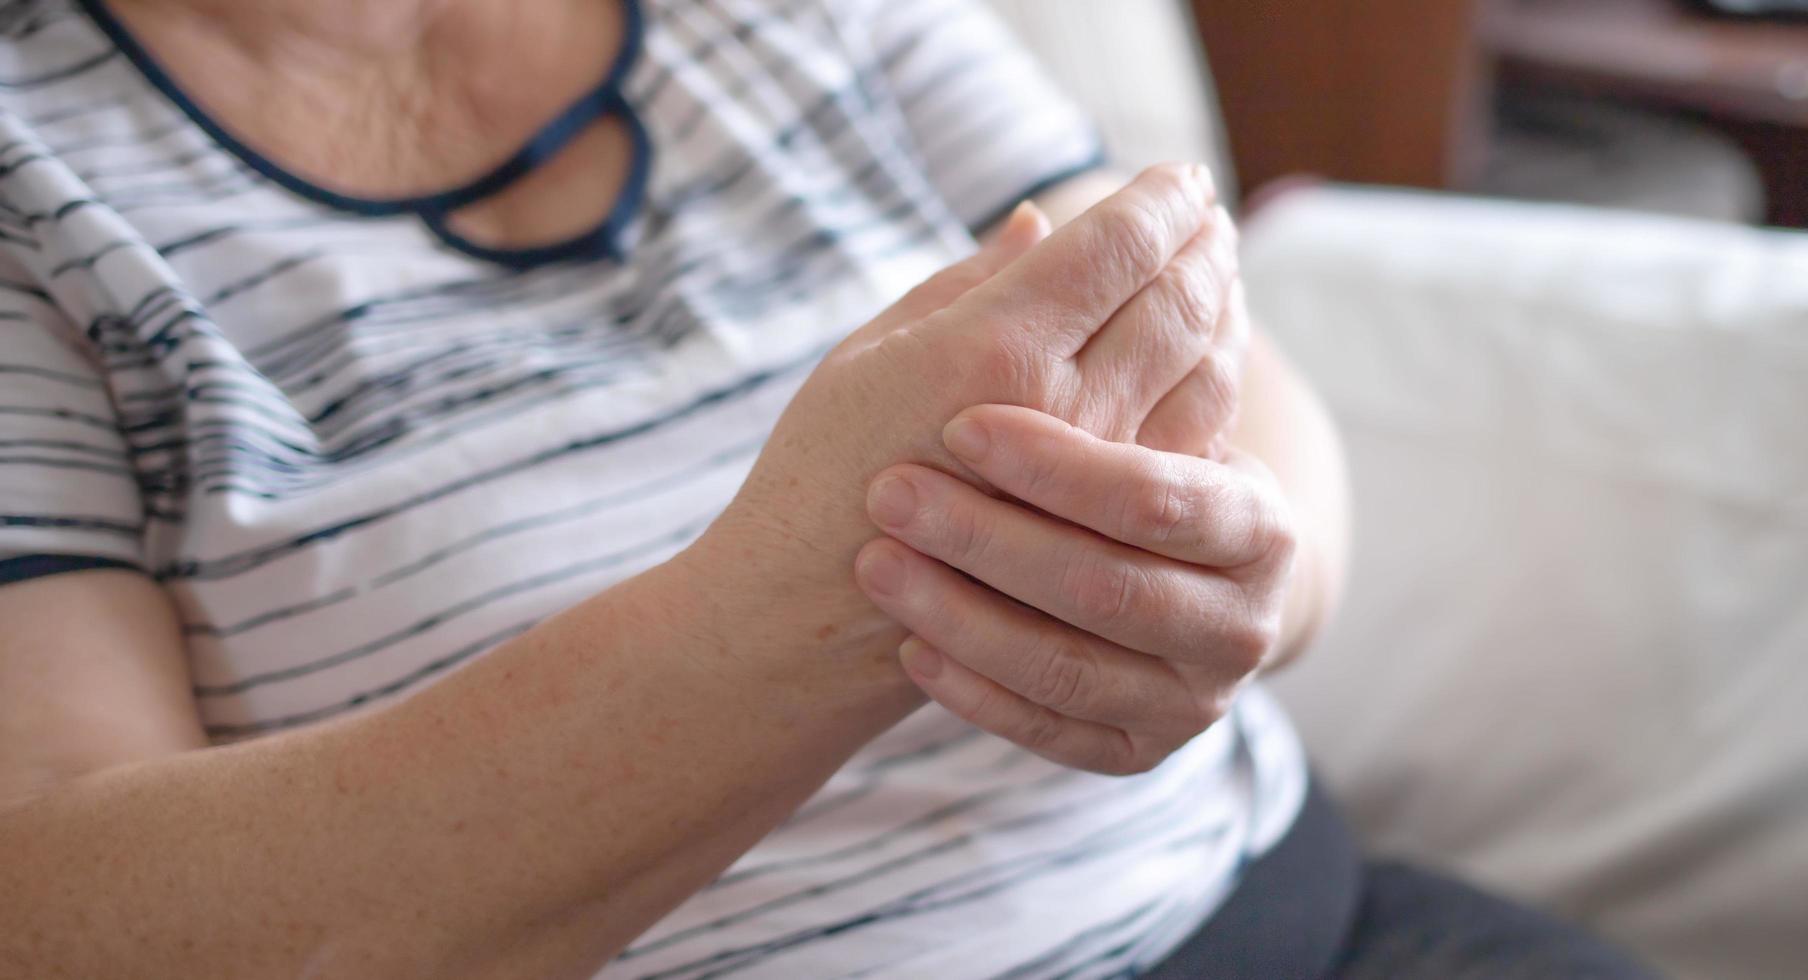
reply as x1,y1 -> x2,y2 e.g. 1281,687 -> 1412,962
0,545 -> 918,979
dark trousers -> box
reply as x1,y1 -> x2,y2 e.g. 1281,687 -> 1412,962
1144,779 -> 1662,979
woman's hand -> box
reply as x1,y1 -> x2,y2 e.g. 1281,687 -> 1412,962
854,404 -> 1297,775
694,164 -> 1246,666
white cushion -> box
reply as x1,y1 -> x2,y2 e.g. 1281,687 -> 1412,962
1243,186 -> 1808,980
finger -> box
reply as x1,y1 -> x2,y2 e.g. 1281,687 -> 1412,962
895,637 -> 1154,775
866,464 -> 1274,673
1135,351 -> 1238,458
983,198 -> 1057,254
853,537 -> 1205,733
863,202 -> 1052,338
1214,446 -> 1299,584
1138,278 -> 1251,456
941,405 -> 1293,570
1072,205 -> 1239,429
940,163 -> 1218,359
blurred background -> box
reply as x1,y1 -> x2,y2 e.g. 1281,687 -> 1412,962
1200,0 -> 1808,229
987,2 -> 1808,979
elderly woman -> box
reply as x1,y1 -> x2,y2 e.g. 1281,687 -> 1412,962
0,1 -> 1655,977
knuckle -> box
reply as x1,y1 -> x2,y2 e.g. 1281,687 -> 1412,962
913,578 -> 965,638
1014,705 -> 1068,752
1197,467 -> 1285,569
1017,436 -> 1071,500
869,322 -> 933,373
1186,686 -> 1233,733
1198,349 -> 1241,416
1242,483 -> 1297,567
1222,606 -> 1279,672
1122,462 -> 1194,547
1087,164 -> 1214,285
1023,636 -> 1098,716
1231,494 -> 1271,566
1096,734 -> 1164,777
1162,356 -> 1241,455
1061,553 -> 1139,629
1091,757 -> 1140,778
961,681 -> 1007,728
1093,197 -> 1170,284
1164,250 -> 1228,337
1070,384 -> 1131,442
1138,161 -> 1211,208
966,332 -> 1043,400
940,497 -> 995,562
1192,477 -> 1243,549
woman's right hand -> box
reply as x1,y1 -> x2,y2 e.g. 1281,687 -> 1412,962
684,164 -> 1247,667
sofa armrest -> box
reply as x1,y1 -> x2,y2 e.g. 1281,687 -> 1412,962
1242,187 -> 1808,980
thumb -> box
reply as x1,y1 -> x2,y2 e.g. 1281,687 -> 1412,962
980,200 -> 1054,270
872,202 -> 1054,331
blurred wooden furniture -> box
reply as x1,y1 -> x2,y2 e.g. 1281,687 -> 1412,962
1485,0 -> 1808,130
1186,0 -> 1490,196
1483,0 -> 1808,226
1191,0 -> 1808,226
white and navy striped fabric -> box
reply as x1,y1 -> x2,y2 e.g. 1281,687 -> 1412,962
0,0 -> 1307,975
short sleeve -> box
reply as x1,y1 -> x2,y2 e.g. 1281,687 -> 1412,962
849,0 -> 1107,232
0,276 -> 144,586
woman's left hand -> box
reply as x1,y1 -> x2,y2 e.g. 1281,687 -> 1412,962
854,403 -> 1298,775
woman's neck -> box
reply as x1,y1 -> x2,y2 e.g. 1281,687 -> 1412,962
101,0 -> 623,200
114,0 -> 460,60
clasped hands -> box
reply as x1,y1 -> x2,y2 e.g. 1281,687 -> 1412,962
856,399 -> 1294,775
855,175 -> 1296,776
715,164 -> 1297,776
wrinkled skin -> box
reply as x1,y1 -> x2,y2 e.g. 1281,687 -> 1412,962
696,164 -> 1252,673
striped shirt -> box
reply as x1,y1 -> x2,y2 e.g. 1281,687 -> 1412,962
0,0 -> 1307,976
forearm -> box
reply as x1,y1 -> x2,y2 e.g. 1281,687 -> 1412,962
0,541 -> 918,979
1227,333 -> 1350,667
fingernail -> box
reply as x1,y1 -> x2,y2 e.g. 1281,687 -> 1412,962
990,202 -> 1048,256
900,638 -> 943,679
868,474 -> 919,529
943,417 -> 991,463
857,546 -> 907,597
981,203 -> 1031,251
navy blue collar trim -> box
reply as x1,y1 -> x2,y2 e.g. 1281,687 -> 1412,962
75,0 -> 651,269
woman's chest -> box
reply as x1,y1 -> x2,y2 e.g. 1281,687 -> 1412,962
75,212 -> 944,732
122,215 -> 953,734
116,238 -> 949,736
1,0 -> 978,732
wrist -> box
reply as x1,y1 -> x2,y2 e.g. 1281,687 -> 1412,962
659,513 -> 924,710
